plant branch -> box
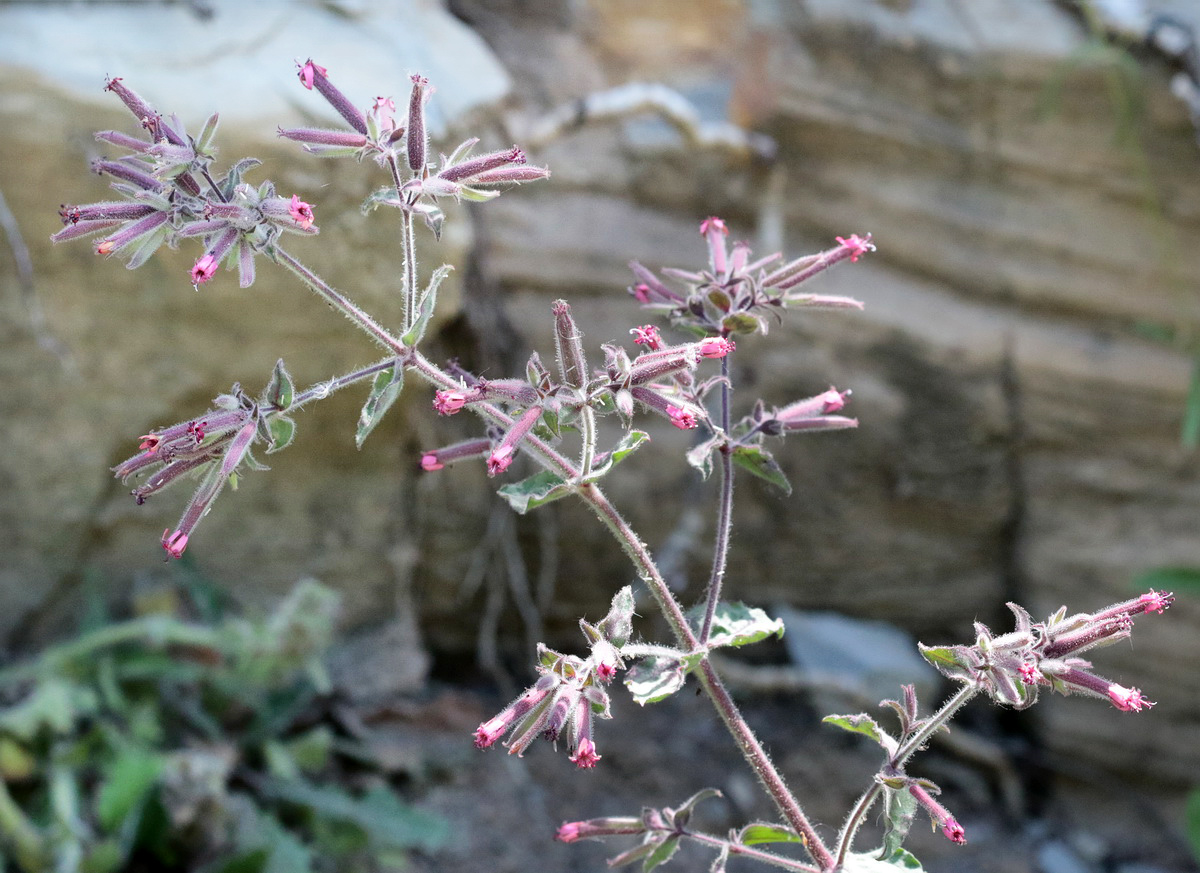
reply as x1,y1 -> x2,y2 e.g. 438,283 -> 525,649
699,354 -> 734,645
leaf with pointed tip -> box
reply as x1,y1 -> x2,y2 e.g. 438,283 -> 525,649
738,824 -> 803,846
686,433 -> 723,480
402,264 -> 452,347
265,416 -> 296,454
124,223 -> 169,270
732,444 -> 791,494
881,786 -> 918,859
598,586 -> 635,647
624,655 -> 687,705
458,186 -> 501,202
694,602 -> 785,650
917,644 -> 974,682
673,788 -> 722,826
361,186 -> 403,214
496,470 -> 572,514
722,312 -> 763,335
355,364 -> 403,448
642,834 -> 680,873
588,430 -> 650,480
195,112 -> 220,155
265,359 -> 294,410
822,714 -> 896,756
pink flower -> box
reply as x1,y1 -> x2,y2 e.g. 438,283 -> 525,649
630,325 -> 662,348
699,216 -> 727,236
474,716 -> 508,749
420,453 -> 444,472
433,389 -> 468,415
298,59 -> 327,90
836,234 -> 876,262
487,445 -> 515,476
191,253 -> 218,285
288,195 -> 315,230
556,822 -> 586,843
942,818 -> 967,845
569,737 -> 601,769
186,420 -> 207,443
96,239 -> 116,255
632,283 -> 652,304
1136,589 -> 1173,615
595,661 -> 617,683
161,528 -> 188,559
138,433 -> 161,453
371,95 -> 396,131
697,336 -> 735,358
1107,684 -> 1154,712
1018,662 -> 1041,685
666,405 -> 697,430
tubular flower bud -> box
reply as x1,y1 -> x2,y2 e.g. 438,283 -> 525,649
552,300 -> 588,390
474,673 -> 560,750
407,74 -> 430,171
439,146 -> 526,184
700,215 -> 729,275
556,817 -> 645,844
296,59 -> 367,134
908,783 -> 966,846
486,405 -> 544,477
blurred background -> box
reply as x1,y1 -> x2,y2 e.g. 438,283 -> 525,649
1,0 -> 1199,871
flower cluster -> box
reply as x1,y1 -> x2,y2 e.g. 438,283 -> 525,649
920,590 -> 1174,711
281,60 -> 548,239
53,78 -> 317,287
629,216 -> 872,338
474,588 -> 632,768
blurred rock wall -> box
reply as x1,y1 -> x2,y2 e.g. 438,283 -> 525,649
1,0 -> 1197,811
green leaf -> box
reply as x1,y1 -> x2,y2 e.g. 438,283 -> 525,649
401,264 -> 452,347
361,186 -> 403,214
721,312 -> 762,335
881,786 -> 918,859
822,713 -> 893,748
265,359 -> 294,410
497,470 -> 573,514
643,834 -> 680,873
731,445 -> 791,495
917,644 -> 974,682
624,655 -> 687,705
588,430 -> 650,479
265,416 -> 296,454
95,747 -> 164,831
685,433 -> 723,479
1132,566 -> 1200,597
195,112 -> 220,156
458,186 -> 501,202
673,788 -> 722,826
700,602 -> 785,649
842,847 -> 924,871
598,586 -> 636,648
1186,785 -> 1200,864
738,823 -> 803,846
356,364 -> 404,449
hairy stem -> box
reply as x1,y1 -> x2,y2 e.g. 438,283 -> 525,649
576,483 -> 833,869
400,208 -> 418,331
699,354 -> 734,644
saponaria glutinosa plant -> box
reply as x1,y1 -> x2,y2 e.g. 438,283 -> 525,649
53,61 -> 1174,873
